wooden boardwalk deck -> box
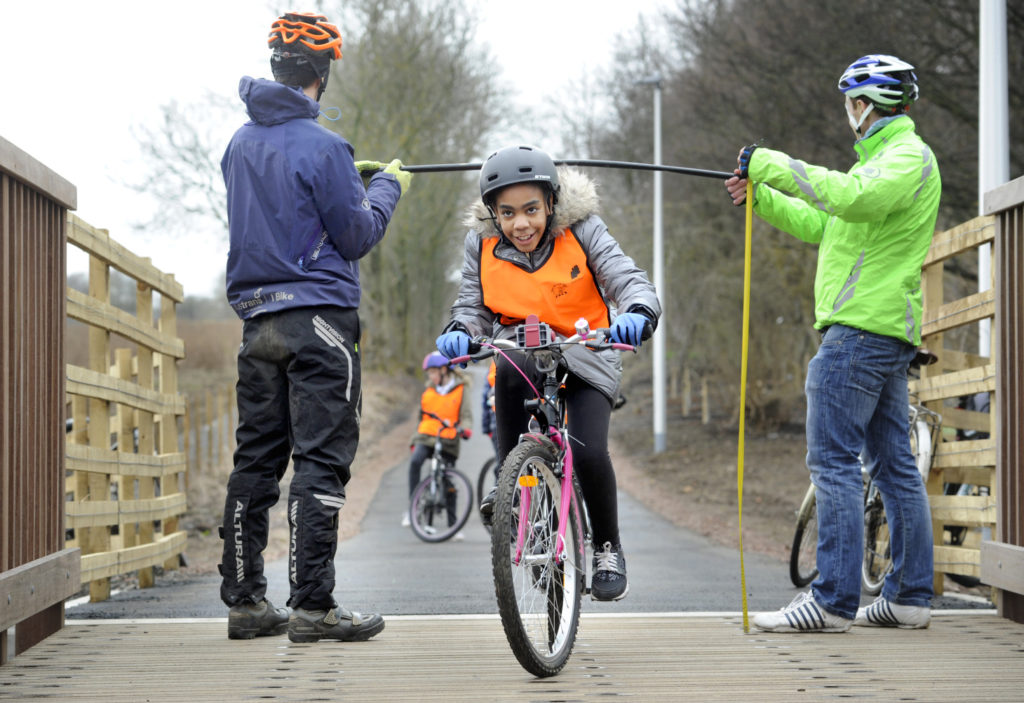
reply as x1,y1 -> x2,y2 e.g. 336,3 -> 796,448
2,612 -> 1022,701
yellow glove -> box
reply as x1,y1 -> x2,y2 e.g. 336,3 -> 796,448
383,158 -> 412,195
353,160 -> 385,174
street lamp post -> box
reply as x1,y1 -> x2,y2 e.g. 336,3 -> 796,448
637,74 -> 666,453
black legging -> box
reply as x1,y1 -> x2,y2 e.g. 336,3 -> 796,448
493,353 -> 619,547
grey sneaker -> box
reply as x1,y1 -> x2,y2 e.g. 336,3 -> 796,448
591,541 -> 629,601
227,598 -> 290,639
288,605 -> 385,643
854,597 -> 931,629
753,591 -> 852,633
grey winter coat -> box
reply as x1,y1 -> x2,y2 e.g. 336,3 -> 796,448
443,167 -> 661,401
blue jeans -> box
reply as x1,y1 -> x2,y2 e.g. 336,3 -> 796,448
806,325 -> 934,619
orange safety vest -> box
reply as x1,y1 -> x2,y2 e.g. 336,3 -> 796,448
417,384 -> 464,439
479,230 -> 610,338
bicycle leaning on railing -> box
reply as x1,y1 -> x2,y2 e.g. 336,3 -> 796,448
788,401 -> 942,594
451,314 -> 633,678
408,411 -> 474,543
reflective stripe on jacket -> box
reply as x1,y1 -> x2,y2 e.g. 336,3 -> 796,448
417,384 -> 465,439
479,228 -> 611,338
749,116 -> 941,345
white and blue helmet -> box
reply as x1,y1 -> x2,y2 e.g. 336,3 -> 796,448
838,54 -> 919,110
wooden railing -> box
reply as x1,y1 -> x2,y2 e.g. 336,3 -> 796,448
983,176 -> 1024,621
916,214 -> 998,594
63,215 -> 187,601
1,136 -> 79,663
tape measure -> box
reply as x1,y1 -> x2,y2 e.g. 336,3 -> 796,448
738,182 -> 753,632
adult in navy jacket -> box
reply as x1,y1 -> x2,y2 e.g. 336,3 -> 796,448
218,12 -> 411,645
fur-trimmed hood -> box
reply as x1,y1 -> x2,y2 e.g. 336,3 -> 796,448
461,167 -> 600,235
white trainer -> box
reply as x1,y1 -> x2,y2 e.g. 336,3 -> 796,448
400,511 -> 411,527
753,591 -> 852,633
854,596 -> 930,629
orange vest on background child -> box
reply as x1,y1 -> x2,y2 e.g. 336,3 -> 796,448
479,229 -> 610,338
417,384 -> 465,439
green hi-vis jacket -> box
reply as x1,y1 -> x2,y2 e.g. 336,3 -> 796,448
749,116 -> 941,346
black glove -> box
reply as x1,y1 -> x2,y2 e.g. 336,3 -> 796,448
738,144 -> 758,179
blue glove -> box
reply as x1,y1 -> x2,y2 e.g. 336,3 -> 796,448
737,143 -> 758,179
436,331 -> 470,360
609,312 -> 650,347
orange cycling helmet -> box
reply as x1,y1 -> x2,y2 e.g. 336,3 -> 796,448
268,12 -> 342,60
268,12 -> 342,100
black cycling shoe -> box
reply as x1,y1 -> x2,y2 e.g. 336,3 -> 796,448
227,598 -> 290,639
591,541 -> 629,601
480,486 -> 496,527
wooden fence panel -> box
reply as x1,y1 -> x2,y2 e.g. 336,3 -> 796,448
63,215 -> 186,600
914,215 -> 998,595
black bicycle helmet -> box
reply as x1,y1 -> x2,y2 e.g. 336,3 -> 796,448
268,12 -> 343,101
479,145 -> 560,207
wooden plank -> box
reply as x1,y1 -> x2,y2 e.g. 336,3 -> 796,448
66,494 -> 187,528
923,214 -> 996,265
0,549 -> 80,631
934,545 -> 981,576
981,541 -> 1024,594
66,365 -> 185,416
66,288 -> 185,359
910,364 -> 996,403
64,443 -> 186,478
984,177 -> 1024,215
931,438 -> 997,469
4,616 -> 1024,701
66,214 -> 184,302
79,532 -> 187,583
0,134 -> 77,208
921,290 -> 996,337
929,494 -> 997,526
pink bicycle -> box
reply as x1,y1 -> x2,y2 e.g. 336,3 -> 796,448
452,315 -> 635,677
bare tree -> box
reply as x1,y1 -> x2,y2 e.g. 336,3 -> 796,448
577,0 -> 1023,428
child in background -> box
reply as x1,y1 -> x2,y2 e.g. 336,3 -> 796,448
403,352 -> 471,530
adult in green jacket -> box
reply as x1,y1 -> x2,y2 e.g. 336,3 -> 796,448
725,54 -> 940,633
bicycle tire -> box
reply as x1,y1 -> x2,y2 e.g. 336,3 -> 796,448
789,484 -> 819,587
861,483 -> 891,595
476,456 -> 498,530
491,441 -> 583,678
409,467 -> 473,543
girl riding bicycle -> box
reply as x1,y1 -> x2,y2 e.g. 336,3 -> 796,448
404,352 -> 471,527
436,145 -> 661,601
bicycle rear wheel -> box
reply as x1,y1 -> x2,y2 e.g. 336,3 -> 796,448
409,467 -> 473,543
491,441 -> 583,678
861,483 -> 891,595
789,483 -> 819,587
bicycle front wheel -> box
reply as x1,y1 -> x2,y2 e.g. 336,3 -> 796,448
409,468 -> 473,543
861,483 -> 892,595
491,441 -> 583,678
789,483 -> 819,587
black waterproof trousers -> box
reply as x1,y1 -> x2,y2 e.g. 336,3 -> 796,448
219,306 -> 361,611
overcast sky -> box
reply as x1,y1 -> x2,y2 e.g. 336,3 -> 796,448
1,0 -> 667,297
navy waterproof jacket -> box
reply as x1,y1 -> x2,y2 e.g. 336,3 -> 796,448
222,76 -> 401,319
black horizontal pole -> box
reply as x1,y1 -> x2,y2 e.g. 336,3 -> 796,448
399,159 -> 733,180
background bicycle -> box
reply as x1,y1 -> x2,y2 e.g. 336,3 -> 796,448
408,411 -> 474,543
788,401 -> 940,593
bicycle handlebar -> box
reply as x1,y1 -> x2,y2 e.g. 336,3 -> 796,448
450,328 -> 635,366
420,409 -> 472,439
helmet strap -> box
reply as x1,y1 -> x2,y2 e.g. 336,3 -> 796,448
846,99 -> 874,136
